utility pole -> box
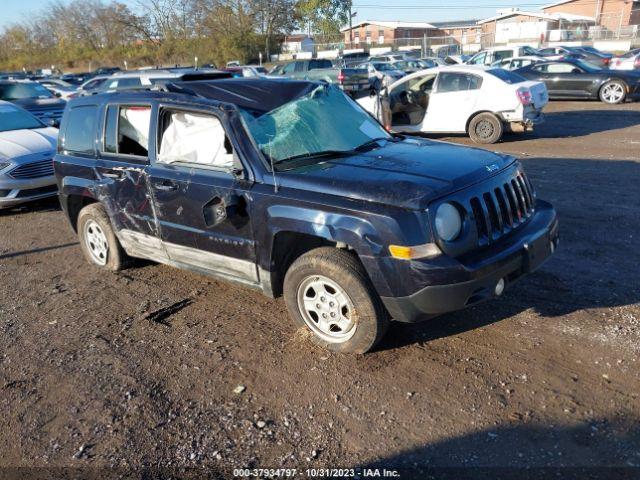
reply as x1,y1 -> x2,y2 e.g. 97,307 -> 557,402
348,3 -> 357,50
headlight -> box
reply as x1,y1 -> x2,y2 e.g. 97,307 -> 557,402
435,203 -> 462,242
0,161 -> 11,172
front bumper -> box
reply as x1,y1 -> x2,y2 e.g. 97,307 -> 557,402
381,201 -> 559,323
0,174 -> 58,208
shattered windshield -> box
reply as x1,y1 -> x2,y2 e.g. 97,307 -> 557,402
239,84 -> 391,168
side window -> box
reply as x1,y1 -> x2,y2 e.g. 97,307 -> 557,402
294,61 -> 305,73
103,105 -> 151,157
436,73 -> 482,93
281,63 -> 294,74
533,64 -> 548,72
493,50 -> 512,62
546,63 -> 578,73
309,60 -> 331,70
157,109 -> 234,170
408,74 -> 436,92
469,52 -> 486,65
62,105 -> 98,155
116,77 -> 142,88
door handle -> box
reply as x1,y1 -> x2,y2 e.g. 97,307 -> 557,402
102,171 -> 123,179
154,181 -> 178,192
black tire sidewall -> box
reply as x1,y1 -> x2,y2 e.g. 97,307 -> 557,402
469,113 -> 503,144
77,203 -> 125,271
283,248 -> 388,354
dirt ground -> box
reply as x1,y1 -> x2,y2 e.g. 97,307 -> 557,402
1,100 -> 639,479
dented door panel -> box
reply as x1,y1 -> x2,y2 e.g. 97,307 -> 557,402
147,164 -> 257,282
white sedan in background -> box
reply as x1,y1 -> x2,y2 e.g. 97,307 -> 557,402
610,49 -> 640,71
490,55 -> 546,71
357,65 -> 549,144
0,101 -> 58,208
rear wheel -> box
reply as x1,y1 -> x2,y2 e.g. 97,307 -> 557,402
283,247 -> 389,354
469,113 -> 504,144
599,80 -> 626,104
77,203 -> 128,271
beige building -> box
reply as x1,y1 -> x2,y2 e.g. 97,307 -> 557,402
341,21 -> 442,47
542,0 -> 640,31
478,9 -> 595,44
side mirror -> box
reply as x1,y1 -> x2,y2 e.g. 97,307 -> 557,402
571,68 -> 581,74
54,92 -> 62,98
46,118 -> 60,128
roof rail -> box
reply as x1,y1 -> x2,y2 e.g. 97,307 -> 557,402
180,71 -> 233,81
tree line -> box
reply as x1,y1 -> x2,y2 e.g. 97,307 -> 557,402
0,0 -> 352,72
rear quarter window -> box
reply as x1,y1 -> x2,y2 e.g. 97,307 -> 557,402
487,69 -> 527,84
61,105 -> 98,155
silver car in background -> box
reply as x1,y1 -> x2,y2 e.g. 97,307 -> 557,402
357,61 -> 406,89
0,101 -> 58,208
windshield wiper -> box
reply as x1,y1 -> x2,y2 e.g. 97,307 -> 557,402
353,136 -> 397,152
273,149 -> 354,165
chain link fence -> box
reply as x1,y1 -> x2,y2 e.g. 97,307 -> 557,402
273,25 -> 639,62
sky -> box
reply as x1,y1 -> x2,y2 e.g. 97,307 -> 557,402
0,0 -> 557,30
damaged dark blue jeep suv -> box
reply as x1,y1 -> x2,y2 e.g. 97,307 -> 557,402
54,78 -> 558,353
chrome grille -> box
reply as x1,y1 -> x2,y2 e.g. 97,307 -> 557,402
9,159 -> 54,179
470,171 -> 535,246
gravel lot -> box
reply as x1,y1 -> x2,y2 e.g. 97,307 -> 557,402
1,100 -> 639,479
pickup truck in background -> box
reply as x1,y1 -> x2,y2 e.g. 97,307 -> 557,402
272,59 -> 370,96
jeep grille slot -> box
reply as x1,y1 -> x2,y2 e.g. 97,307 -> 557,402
469,171 -> 535,246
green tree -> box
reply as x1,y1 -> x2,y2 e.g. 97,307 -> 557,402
296,0 -> 351,38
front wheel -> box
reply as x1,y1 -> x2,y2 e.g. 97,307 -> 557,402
283,247 -> 389,354
468,112 -> 504,144
599,80 -> 626,104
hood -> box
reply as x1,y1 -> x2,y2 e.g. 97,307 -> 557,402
278,137 -> 516,210
0,127 -> 57,160
11,97 -> 66,110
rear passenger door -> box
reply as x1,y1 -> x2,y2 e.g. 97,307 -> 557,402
97,103 -> 160,246
147,106 -> 258,283
423,71 -> 483,132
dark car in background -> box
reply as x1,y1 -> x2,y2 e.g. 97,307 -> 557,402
0,80 -> 66,125
54,78 -> 558,353
538,45 -> 611,68
60,72 -> 92,86
515,59 -> 640,104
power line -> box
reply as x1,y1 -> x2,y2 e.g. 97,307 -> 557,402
353,0 -> 625,8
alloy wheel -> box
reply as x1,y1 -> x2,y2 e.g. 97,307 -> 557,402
602,83 -> 624,103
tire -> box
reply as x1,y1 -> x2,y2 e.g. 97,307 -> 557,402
468,113 -> 504,144
599,80 -> 626,104
77,203 -> 129,271
283,247 -> 389,354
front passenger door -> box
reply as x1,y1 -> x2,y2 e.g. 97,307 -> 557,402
147,106 -> 258,284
